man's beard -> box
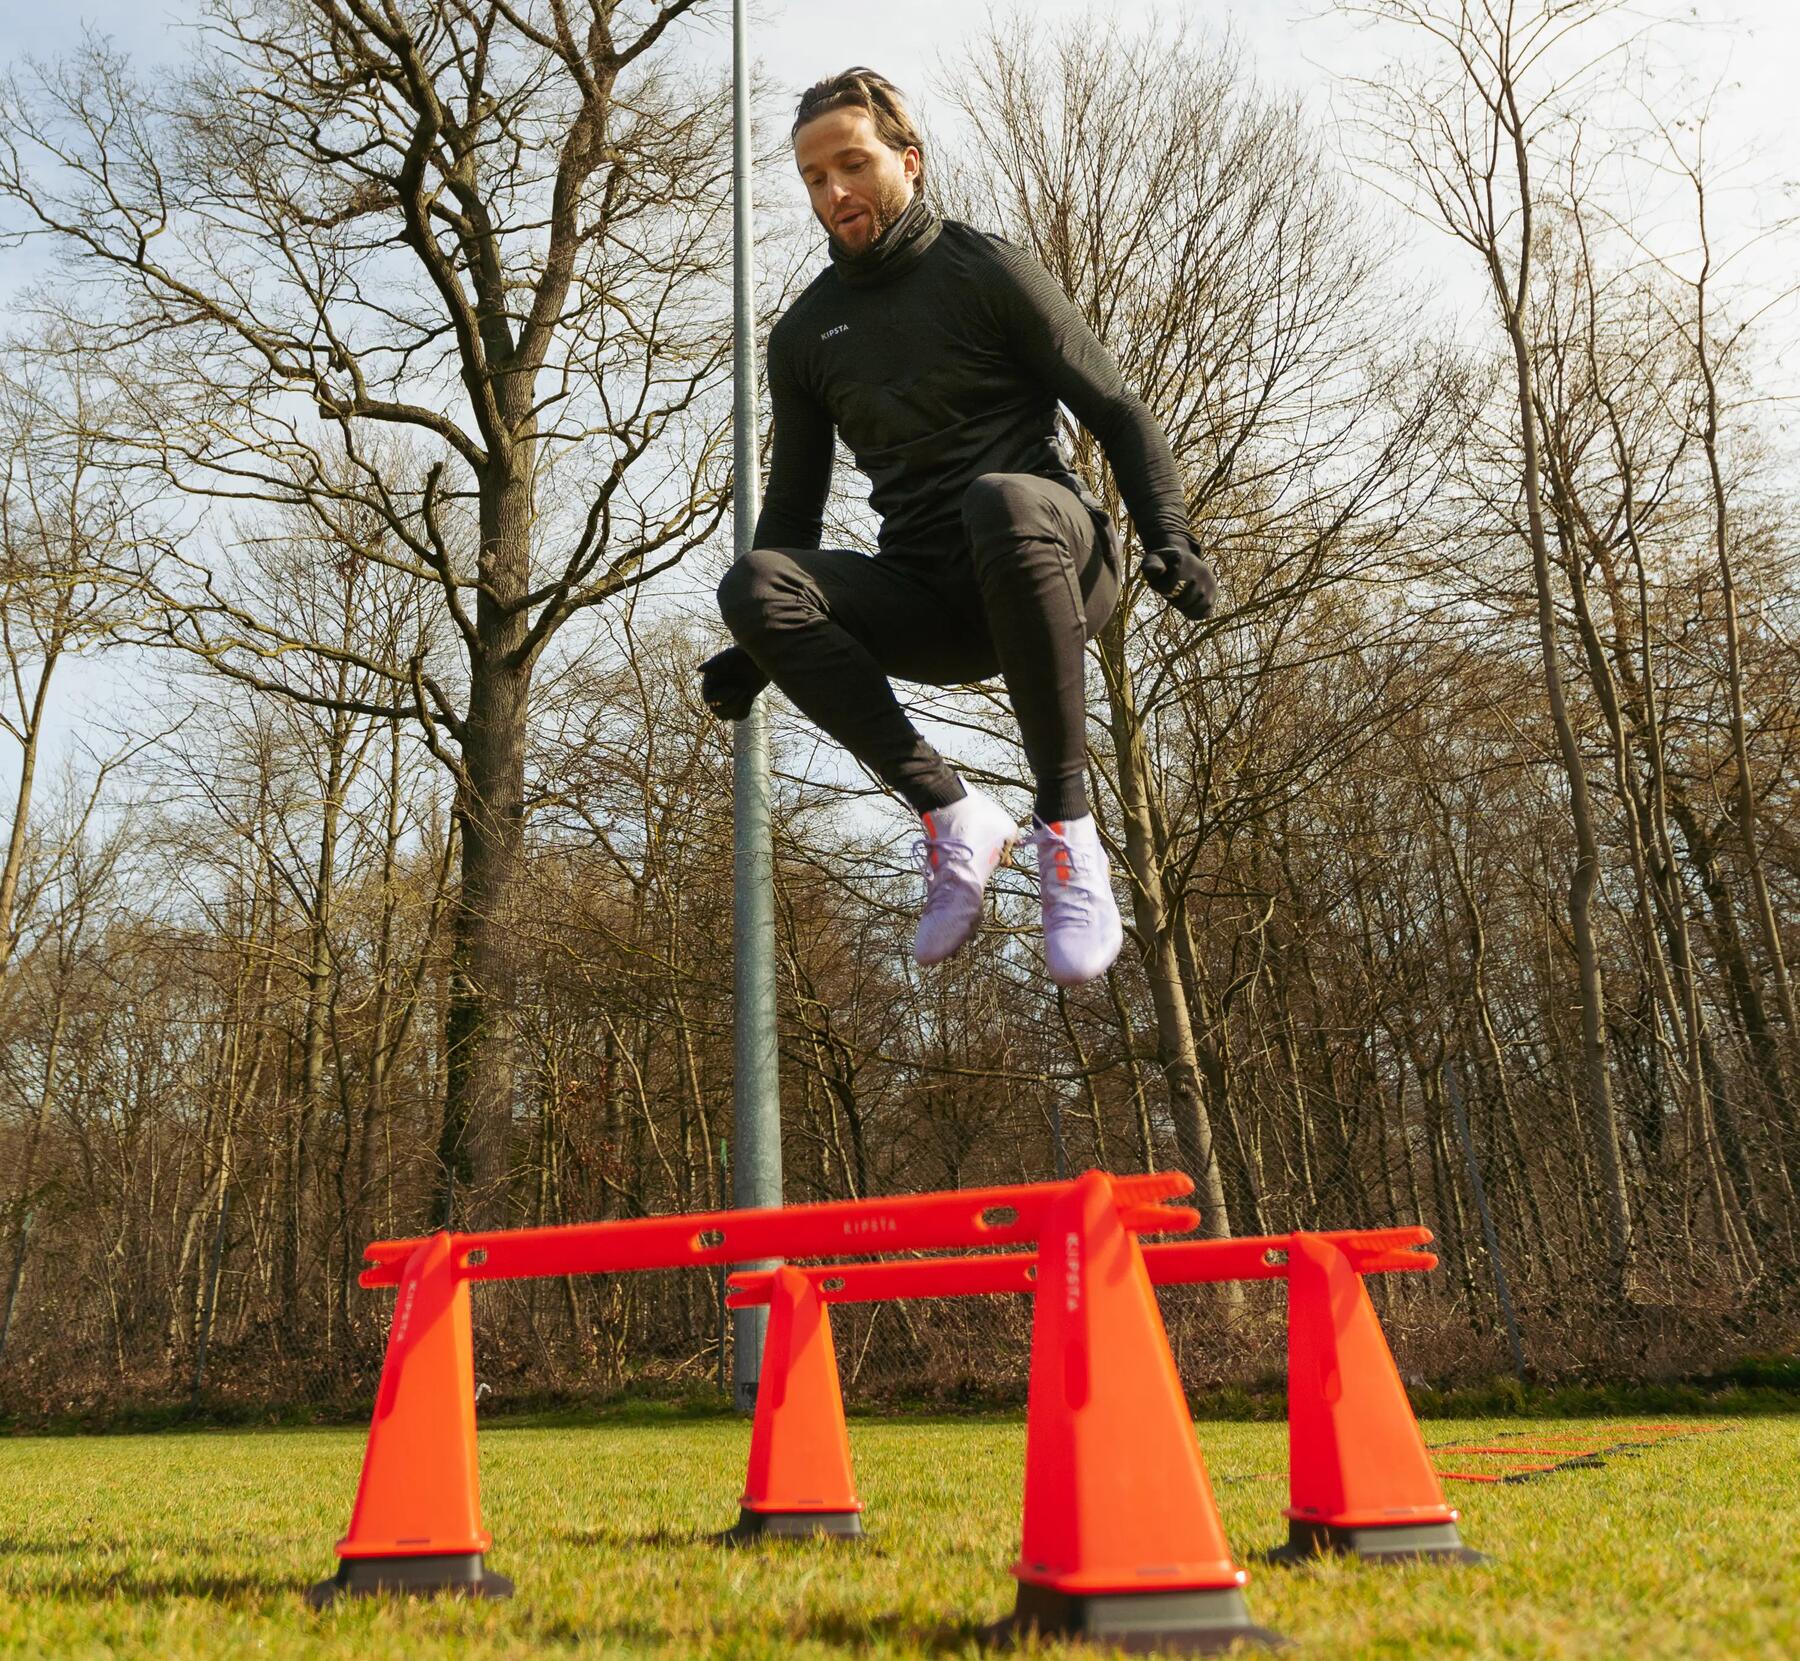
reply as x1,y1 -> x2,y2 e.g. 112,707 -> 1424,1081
864,175 -> 914,242
831,175 -> 914,248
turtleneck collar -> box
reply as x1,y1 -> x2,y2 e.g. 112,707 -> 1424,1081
829,193 -> 942,290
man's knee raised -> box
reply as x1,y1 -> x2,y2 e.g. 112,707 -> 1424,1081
716,547 -> 785,632
960,472 -> 1025,543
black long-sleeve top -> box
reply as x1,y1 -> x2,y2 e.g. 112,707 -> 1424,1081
752,213 -> 1192,560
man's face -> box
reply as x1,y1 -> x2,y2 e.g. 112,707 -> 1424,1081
793,106 -> 919,253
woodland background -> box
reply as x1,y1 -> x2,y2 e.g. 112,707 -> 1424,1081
1,1 -> 1795,1417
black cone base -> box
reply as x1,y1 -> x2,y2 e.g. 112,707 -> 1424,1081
306,1551 -> 514,1607
1266,1518 -> 1487,1566
985,1582 -> 1286,1653
723,1506 -> 865,1544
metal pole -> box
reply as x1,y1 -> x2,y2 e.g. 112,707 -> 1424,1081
730,0 -> 782,1415
1443,1058 -> 1525,1381
716,1138 -> 729,1395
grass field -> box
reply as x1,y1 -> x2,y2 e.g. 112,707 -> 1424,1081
1,1413 -> 1794,1658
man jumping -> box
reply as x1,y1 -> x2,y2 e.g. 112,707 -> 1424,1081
704,67 -> 1214,986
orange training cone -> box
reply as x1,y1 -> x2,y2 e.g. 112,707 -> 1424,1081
992,1171 -> 1281,1653
728,1264 -> 864,1542
307,1232 -> 511,1604
1271,1231 -> 1483,1564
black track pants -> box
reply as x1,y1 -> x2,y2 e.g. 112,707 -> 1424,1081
717,471 -> 1121,821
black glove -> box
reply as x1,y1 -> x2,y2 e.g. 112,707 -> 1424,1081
1139,540 -> 1217,621
699,645 -> 769,721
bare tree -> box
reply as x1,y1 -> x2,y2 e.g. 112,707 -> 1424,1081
0,782 -> 131,1360
1648,123 -> 1800,1186
1341,0 -> 1636,1286
0,332 -> 154,984
1,2 -> 740,1223
940,10 -> 1446,1234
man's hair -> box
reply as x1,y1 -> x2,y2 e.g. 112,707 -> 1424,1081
792,68 -> 927,198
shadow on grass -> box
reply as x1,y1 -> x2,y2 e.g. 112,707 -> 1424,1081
556,1523 -> 722,1550
703,1527 -> 895,1557
2,1531 -> 335,1602
556,1521 -> 895,1558
803,1607 -> 990,1655
19,1564 -> 284,1600
523,1606 -> 984,1654
0,1536 -> 81,1556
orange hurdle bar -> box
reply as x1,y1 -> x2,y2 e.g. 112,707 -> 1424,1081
358,1171 -> 1199,1288
730,1224 -> 1480,1569
727,1226 -> 1436,1307
319,1172 -> 1200,1603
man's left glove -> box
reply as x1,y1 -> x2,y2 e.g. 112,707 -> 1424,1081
699,645 -> 769,721
1138,539 -> 1217,622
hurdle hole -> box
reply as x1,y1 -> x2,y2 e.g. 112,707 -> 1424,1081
1263,1248 -> 1288,1267
1025,1265 -> 1038,1281
696,1229 -> 726,1249
980,1205 -> 1019,1229
464,1247 -> 488,1268
822,1276 -> 846,1292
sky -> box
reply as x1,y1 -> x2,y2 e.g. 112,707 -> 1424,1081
10,1 -> 1795,149
8,1 -> 1796,232
8,0 -> 1794,383
3,0 -> 1796,803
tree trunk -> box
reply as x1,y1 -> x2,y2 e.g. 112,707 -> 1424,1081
1691,205 -> 1800,1065
0,992 -> 68,1360
1488,94 -> 1632,1288
0,633 -> 59,980
286,705 -> 347,1321
436,461 -> 534,1228
1097,619 -> 1231,1236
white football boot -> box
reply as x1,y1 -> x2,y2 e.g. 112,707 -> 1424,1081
911,788 -> 1021,966
1031,815 -> 1125,985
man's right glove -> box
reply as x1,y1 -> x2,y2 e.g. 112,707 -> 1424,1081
1138,540 -> 1217,622
699,645 -> 770,722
